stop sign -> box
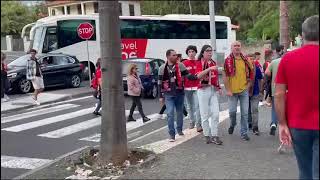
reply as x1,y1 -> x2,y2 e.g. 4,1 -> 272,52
77,22 -> 94,40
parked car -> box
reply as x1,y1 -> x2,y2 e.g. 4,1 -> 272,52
7,53 -> 84,93
122,58 -> 165,99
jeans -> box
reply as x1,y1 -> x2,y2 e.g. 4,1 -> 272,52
197,86 -> 219,137
290,128 -> 319,180
94,98 -> 101,112
271,96 -> 278,127
228,89 -> 249,136
249,95 -> 260,129
185,90 -> 201,128
164,93 -> 184,137
129,96 -> 146,118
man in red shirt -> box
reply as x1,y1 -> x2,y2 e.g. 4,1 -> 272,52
183,45 -> 202,132
275,15 -> 319,180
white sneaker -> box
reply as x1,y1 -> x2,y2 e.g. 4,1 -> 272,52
34,100 -> 40,106
162,114 -> 167,119
4,94 -> 10,101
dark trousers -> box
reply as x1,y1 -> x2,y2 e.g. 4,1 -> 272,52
129,96 -> 146,118
1,72 -> 8,98
159,104 -> 188,116
290,128 -> 319,180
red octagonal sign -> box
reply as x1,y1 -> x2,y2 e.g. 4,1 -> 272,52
77,22 -> 94,40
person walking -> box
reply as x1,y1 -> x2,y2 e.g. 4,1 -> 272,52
223,41 -> 253,141
127,63 -> 150,123
275,15 -> 319,180
265,47 -> 284,135
263,49 -> 273,107
26,49 -> 44,105
247,54 -> 263,135
92,58 -> 102,116
195,45 -> 223,144
182,45 -> 202,132
1,52 -> 10,102
158,49 -> 202,142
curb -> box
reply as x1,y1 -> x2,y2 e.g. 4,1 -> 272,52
1,91 -> 92,114
13,145 -> 157,180
13,146 -> 90,180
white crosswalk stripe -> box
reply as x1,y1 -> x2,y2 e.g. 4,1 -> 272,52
1,155 -> 52,170
79,113 -> 160,142
2,108 -> 94,132
1,104 -> 80,124
37,117 -> 101,138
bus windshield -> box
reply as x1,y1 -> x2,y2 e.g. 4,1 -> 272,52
32,26 -> 45,51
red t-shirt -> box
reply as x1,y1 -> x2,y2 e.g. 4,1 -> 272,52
195,59 -> 220,89
95,68 -> 101,79
275,44 -> 319,130
182,59 -> 200,90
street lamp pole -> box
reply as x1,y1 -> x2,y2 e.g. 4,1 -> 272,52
209,0 -> 216,59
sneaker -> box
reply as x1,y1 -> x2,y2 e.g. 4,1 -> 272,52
143,116 -> 151,123
212,136 -> 223,145
162,114 -> 167,119
270,125 -> 276,136
169,136 -> 175,142
34,100 -> 40,106
93,111 -> 101,116
178,131 -> 184,136
127,116 -> 136,122
253,128 -> 260,136
4,94 -> 10,101
189,122 -> 195,129
205,136 -> 212,144
241,134 -> 250,141
197,127 -> 203,132
228,127 -> 234,134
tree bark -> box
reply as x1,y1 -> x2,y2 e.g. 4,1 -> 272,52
99,1 -> 128,165
279,1 -> 289,51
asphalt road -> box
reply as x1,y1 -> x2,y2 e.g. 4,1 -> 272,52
1,92 -> 298,179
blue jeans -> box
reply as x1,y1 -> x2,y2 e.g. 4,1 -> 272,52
271,96 -> 278,127
185,90 -> 201,128
290,128 -> 319,180
197,86 -> 220,136
228,89 -> 249,136
164,93 -> 184,137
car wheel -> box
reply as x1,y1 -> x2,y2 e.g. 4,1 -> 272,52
150,84 -> 158,99
18,78 -> 32,93
70,74 -> 81,88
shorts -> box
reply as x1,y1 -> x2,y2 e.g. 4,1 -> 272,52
31,76 -> 44,90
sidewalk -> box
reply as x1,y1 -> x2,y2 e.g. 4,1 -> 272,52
1,83 -> 92,114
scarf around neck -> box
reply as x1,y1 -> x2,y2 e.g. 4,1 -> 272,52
224,53 -> 252,79
163,62 -> 183,88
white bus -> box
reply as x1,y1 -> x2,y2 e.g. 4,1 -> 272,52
22,14 -> 232,75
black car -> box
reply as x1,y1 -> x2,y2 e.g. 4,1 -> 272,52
122,58 -> 165,99
7,53 -> 84,93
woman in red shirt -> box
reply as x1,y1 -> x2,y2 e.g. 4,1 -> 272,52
195,45 -> 223,145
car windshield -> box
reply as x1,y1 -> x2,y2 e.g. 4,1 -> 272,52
122,61 -> 145,75
8,55 -> 32,67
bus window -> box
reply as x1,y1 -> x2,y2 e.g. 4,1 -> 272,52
57,20 -> 96,49
43,27 -> 57,53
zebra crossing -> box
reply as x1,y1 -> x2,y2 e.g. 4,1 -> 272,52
1,102 -> 164,173
1,103 -> 162,141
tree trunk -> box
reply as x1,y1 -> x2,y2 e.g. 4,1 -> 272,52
279,1 -> 289,51
99,1 -> 128,165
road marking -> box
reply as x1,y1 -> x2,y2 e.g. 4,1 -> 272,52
37,117 -> 101,138
79,113 -> 160,142
2,108 -> 93,132
27,96 -> 92,111
1,155 -> 52,170
1,104 -> 80,124
129,126 -> 167,143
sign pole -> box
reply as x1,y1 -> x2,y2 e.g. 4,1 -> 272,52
86,39 -> 92,83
